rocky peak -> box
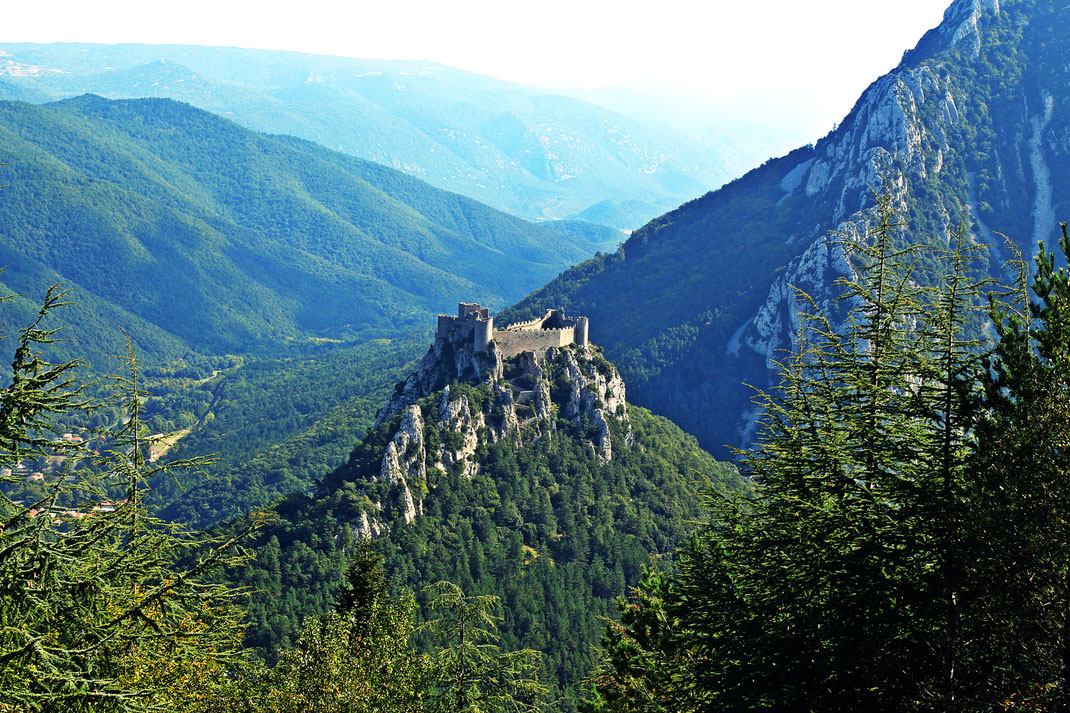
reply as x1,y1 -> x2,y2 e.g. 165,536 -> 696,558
376,323 -> 503,428
727,0 -> 1035,444
378,405 -> 425,524
940,0 -> 1002,54
364,337 -> 633,530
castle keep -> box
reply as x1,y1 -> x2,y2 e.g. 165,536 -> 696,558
437,302 -> 589,358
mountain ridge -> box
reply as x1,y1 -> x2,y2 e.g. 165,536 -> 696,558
0,42 -> 746,228
504,0 -> 1056,454
0,93 -> 616,365
208,304 -> 744,711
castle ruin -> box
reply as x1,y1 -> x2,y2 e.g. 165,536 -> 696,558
436,302 -> 589,359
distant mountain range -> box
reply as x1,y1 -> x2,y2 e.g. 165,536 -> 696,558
0,43 -> 752,228
504,0 -> 1065,455
0,94 -> 618,366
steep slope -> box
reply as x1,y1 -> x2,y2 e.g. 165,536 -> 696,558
0,94 -> 606,365
0,43 -> 739,227
212,307 -> 744,711
504,0 -> 1063,454
143,336 -> 425,529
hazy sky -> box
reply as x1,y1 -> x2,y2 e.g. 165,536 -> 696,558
7,0 -> 954,137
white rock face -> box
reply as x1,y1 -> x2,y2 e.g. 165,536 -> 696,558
745,221 -> 861,369
363,336 -> 635,531
378,405 -> 425,524
358,511 -> 383,539
741,52 -> 970,376
805,160 -> 831,197
436,385 -> 484,480
942,0 -> 1001,56
781,158 -> 813,197
1031,92 -> 1056,258
552,346 -> 631,460
376,325 -> 504,427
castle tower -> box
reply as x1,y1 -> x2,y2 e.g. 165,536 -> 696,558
575,316 -> 589,346
474,315 -> 494,351
459,302 -> 483,318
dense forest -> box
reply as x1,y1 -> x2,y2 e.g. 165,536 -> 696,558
0,94 -> 616,367
0,282 -> 740,712
219,399 -> 740,710
9,194 -> 1070,709
0,333 -> 426,528
586,201 -> 1070,710
14,4 -> 1070,710
0,41 -> 738,227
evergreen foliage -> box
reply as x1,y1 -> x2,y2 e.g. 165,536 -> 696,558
0,95 -> 600,367
218,389 -> 743,711
584,206 -> 1070,710
423,581 -> 548,712
0,288 -> 256,712
209,547 -> 548,713
0,42 -> 736,228
961,223 -> 1070,706
502,0 -> 1064,457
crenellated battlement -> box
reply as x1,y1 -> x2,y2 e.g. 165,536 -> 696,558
495,307 -> 588,358
501,316 -> 546,331
434,303 -> 589,359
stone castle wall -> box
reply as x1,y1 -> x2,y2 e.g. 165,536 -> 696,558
493,327 -> 576,358
434,303 -> 588,359
503,316 -> 549,332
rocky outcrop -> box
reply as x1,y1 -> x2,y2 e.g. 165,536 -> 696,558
550,347 -> 631,460
378,405 -> 426,524
376,325 -> 504,428
739,3 -> 1006,377
940,0 -> 1001,57
500,0 -> 1064,456
435,384 -> 483,480
364,341 -> 633,530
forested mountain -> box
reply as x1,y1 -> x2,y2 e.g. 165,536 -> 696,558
0,43 -> 743,227
0,94 -> 616,366
503,0 -> 1065,455
210,310 -> 744,711
0,93 -> 626,527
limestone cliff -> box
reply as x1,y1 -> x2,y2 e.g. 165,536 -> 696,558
505,0 -> 1065,454
362,340 -> 632,531
238,330 -> 743,708
740,0 -> 1004,369
375,323 -> 504,429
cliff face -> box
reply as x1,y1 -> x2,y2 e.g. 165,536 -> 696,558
505,0 -> 1067,454
366,342 -> 631,528
374,324 -> 505,428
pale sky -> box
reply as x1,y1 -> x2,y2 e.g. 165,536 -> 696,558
7,0 -> 954,138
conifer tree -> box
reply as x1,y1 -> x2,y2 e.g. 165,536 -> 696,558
229,586 -> 427,713
964,225 -> 1070,709
587,194 -> 992,711
0,288 -> 255,712
425,580 -> 549,713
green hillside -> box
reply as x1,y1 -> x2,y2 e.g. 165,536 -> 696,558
0,94 -> 609,366
212,338 -> 744,711
0,93 -> 625,526
0,43 -> 745,227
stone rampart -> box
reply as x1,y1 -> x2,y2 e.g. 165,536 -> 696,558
494,327 -> 577,358
504,316 -> 547,332
432,303 -> 588,360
